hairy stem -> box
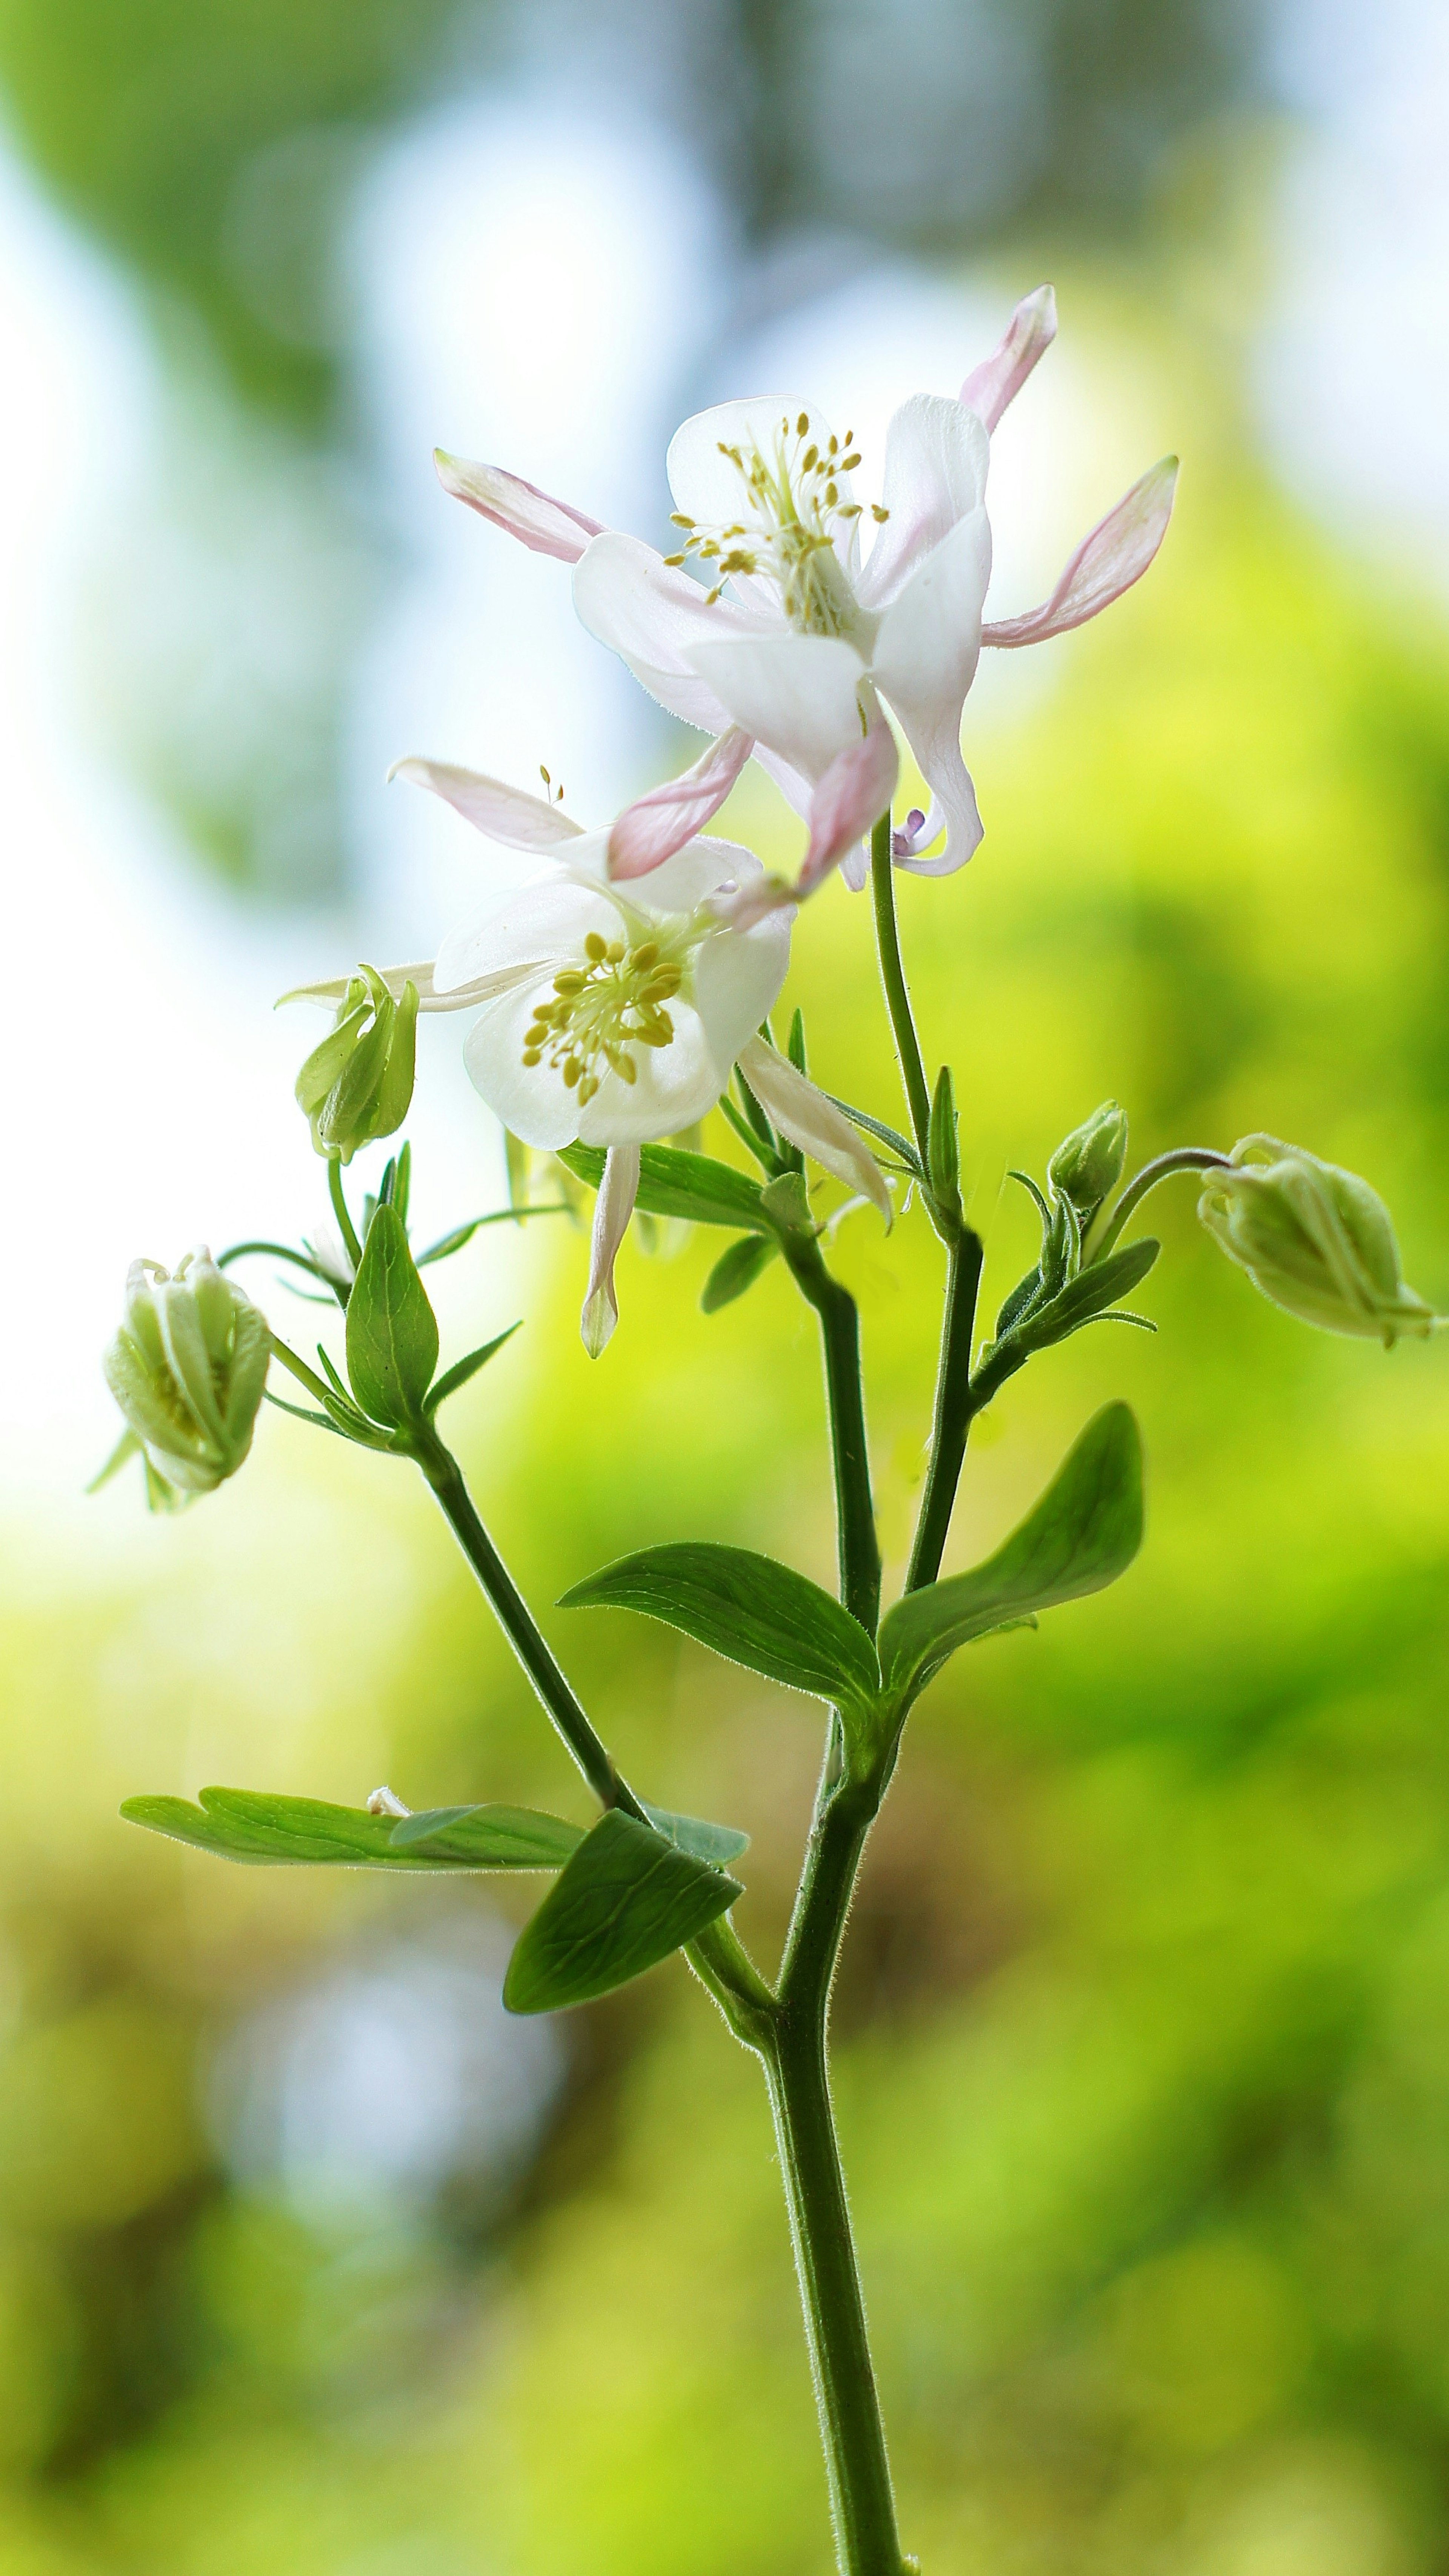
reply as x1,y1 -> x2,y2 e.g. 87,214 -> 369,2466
870,813 -> 932,1167
783,1234 -> 881,1634
766,1774 -> 906,2574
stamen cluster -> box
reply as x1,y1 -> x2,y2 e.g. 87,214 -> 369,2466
521,930 -> 683,1102
664,412 -> 888,636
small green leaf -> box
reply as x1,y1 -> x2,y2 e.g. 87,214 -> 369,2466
642,1804 -> 750,1865
121,1787 -> 580,1870
502,1809 -> 742,2014
1015,1238 -> 1160,1352
344,1203 -> 439,1428
559,1541 -> 880,1708
877,1402 -> 1144,1702
386,1803 -> 583,1865
424,1323 -> 520,1416
701,1234 -> 781,1314
559,1141 -> 769,1233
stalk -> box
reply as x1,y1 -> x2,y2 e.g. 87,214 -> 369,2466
869,814 -> 932,1166
783,1233 -> 882,1634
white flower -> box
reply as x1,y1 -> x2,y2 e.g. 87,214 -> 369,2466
289,761 -> 889,1351
435,285 -> 1177,904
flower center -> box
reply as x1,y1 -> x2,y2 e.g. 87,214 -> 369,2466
663,412 -> 888,638
520,930 -> 685,1103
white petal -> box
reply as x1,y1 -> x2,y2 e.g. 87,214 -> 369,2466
667,395 -> 841,523
692,913 -> 793,1068
575,1001 -> 719,1142
856,396 -> 991,611
434,451 -> 605,563
796,707 -> 899,898
958,285 -> 1057,433
389,757 -> 584,849
607,729 -> 752,881
871,508 -> 991,874
687,632 -> 869,785
615,831 -> 764,918
751,741 -> 813,819
581,1145 -> 640,1358
461,976 -> 582,1150
434,879 -> 617,993
981,457 -> 1179,648
572,533 -> 753,734
737,1038 -> 892,1226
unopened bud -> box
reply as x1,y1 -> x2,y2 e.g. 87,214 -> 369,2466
102,1251 -> 270,1499
1048,1100 -> 1128,1220
1198,1136 -> 1439,1347
295,965 -> 417,1164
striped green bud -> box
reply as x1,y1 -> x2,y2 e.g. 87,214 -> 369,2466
102,1251 -> 269,1501
1198,1136 -> 1438,1348
295,965 -> 418,1164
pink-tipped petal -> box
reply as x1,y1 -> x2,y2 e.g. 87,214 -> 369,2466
872,507 -> 991,874
581,1143 -> 641,1357
434,451 -> 605,563
737,1039 -> 892,1226
982,456 -> 1179,648
389,757 -> 585,849
797,708 -> 899,898
958,284 -> 1057,433
607,728 -> 754,881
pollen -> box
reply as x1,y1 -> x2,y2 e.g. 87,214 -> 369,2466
669,414 -> 888,639
521,932 -> 686,1100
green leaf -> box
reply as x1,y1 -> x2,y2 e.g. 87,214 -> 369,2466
386,1804 -> 583,1865
1016,1238 -> 1160,1352
642,1804 -> 750,1865
701,1234 -> 780,1313
344,1203 -> 438,1428
559,1141 -> 769,1233
877,1402 -> 1145,1702
559,1541 -> 880,1708
424,1323 -> 520,1416
121,1787 -> 580,1871
502,1809 -> 742,2014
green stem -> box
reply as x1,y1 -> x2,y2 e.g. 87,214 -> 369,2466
904,1225 -> 984,1591
412,1426 -> 773,2041
766,1776 -> 906,2575
327,1156 -> 364,1273
1083,1146 -> 1231,1263
782,1234 -> 881,1633
870,814 -> 932,1167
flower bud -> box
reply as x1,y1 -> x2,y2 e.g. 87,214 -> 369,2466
1048,1100 -> 1129,1220
1198,1136 -> 1439,1347
102,1251 -> 270,1497
295,965 -> 418,1164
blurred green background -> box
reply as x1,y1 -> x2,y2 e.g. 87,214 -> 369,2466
4,0 -> 1449,2571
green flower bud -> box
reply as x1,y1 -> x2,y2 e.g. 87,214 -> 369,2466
1048,1100 -> 1129,1220
102,1251 -> 270,1499
1198,1136 -> 1440,1347
295,965 -> 418,1164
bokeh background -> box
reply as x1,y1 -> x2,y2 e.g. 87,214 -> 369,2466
3,0 -> 1449,2568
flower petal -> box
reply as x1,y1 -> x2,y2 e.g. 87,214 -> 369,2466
667,395 -> 837,523
797,704 -> 899,897
856,395 -> 991,611
435,879 -> 617,993
737,1037 -> 892,1226
389,756 -> 585,849
616,831 -> 764,916
461,974 -> 582,1151
608,728 -> 753,881
574,1002 -> 719,1144
692,910 -> 793,1068
871,507 -> 991,873
958,283 -> 1057,433
981,456 -> 1179,647
686,632 -> 868,784
434,451 -> 605,563
573,533 -> 755,734
581,1144 -> 641,1357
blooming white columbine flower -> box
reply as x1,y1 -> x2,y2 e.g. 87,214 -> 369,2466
289,761 -> 889,1352
434,286 -> 1177,906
